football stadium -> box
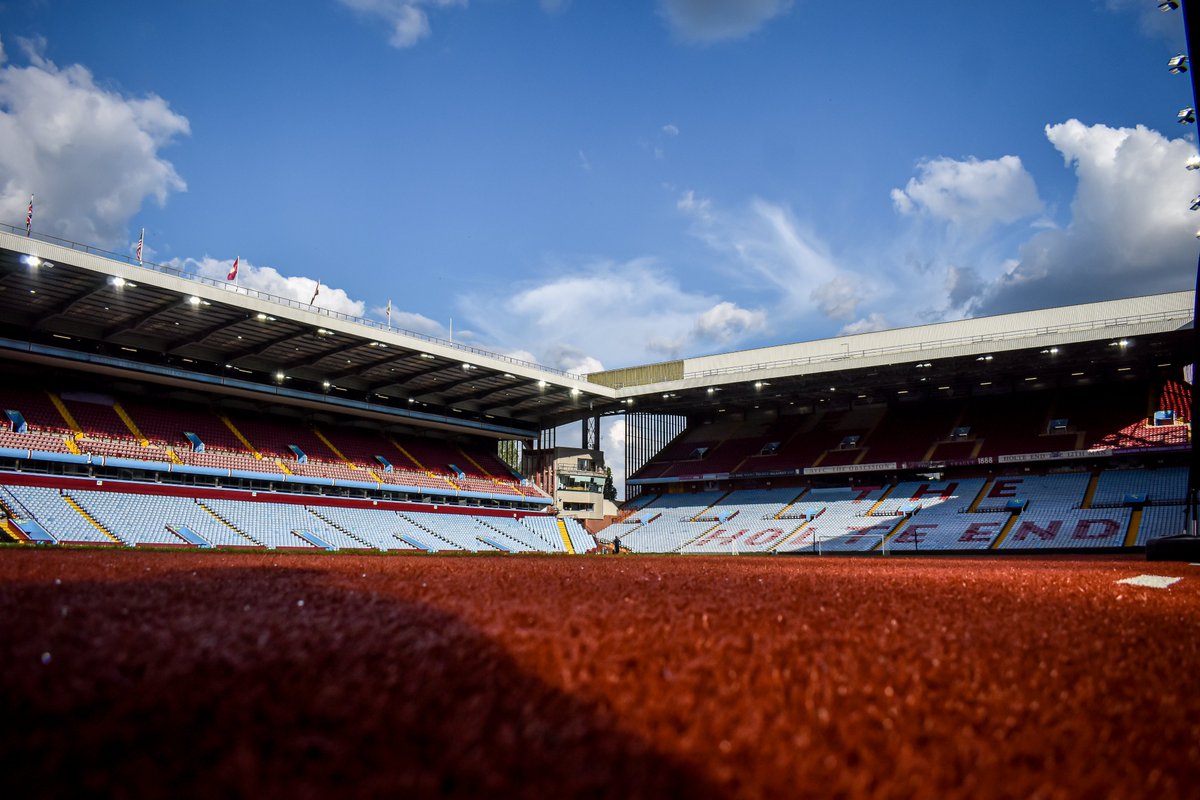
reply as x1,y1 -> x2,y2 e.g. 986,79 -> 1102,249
2,221 -> 1199,797
3,2 -> 1200,798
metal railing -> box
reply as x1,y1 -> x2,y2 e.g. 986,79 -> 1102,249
2,221 -> 573,377
684,308 -> 1192,381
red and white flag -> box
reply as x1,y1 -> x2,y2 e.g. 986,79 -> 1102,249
25,195 -> 33,237
386,298 -> 392,327
309,280 -> 321,305
136,228 -> 144,264
227,256 -> 239,281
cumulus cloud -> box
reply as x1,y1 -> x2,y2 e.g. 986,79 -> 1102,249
658,0 -> 793,42
338,0 -> 466,48
459,258 -> 766,370
0,36 -> 189,246
693,300 -> 766,342
174,256 -> 366,317
976,120 -> 1199,314
891,155 -> 1043,232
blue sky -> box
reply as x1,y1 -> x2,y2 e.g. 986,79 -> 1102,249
1,0 -> 1196,378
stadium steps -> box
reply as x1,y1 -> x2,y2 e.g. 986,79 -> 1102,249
475,519 -> 528,551
195,501 -> 264,547
770,519 -> 813,552
1,516 -> 27,543
873,517 -> 913,552
1124,508 -> 1144,548
556,518 -> 576,554
456,448 -> 493,479
62,494 -> 123,545
46,392 -> 84,438
690,491 -> 733,522
674,521 -> 725,553
220,416 -> 263,459
310,427 -> 358,470
865,485 -> 897,517
773,488 -> 810,519
112,403 -> 149,446
389,437 -> 459,491
397,514 -> 461,551
988,513 -> 1022,550
966,479 -> 994,513
307,508 -> 376,550
1081,471 -> 1101,509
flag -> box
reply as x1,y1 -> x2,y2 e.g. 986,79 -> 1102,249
386,298 -> 392,327
26,195 -> 33,237
227,256 -> 239,281
136,228 -> 144,264
309,280 -> 321,305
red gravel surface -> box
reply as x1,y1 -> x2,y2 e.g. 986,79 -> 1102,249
1,550 -> 1197,798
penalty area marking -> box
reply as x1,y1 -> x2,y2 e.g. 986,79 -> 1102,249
1117,575 -> 1183,589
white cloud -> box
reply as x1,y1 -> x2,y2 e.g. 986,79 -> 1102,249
976,120 -> 1199,314
338,0 -> 467,48
680,191 -> 874,324
662,123 -> 680,137
174,256 -> 366,317
373,304 -> 446,337
459,258 -> 766,369
658,0 -> 793,42
0,36 -> 189,247
577,149 -> 591,171
839,313 -> 889,336
891,155 -> 1043,231
693,301 -> 766,342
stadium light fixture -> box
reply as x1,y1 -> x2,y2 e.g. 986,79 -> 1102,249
322,381 -> 331,389
109,276 -> 126,287
1191,195 -> 1200,211
537,379 -> 547,388
570,387 -> 580,397
1169,55 -> 1189,73
1159,0 -> 1179,10
1181,108 -> 1198,124
275,371 -> 285,382
1188,155 -> 1200,170
21,254 -> 41,267
187,296 -> 202,307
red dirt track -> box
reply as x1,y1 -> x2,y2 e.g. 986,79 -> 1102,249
1,550 -> 1198,798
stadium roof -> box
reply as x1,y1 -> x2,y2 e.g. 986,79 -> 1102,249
0,229 -> 612,438
1,228 -> 1193,433
589,291 -> 1195,417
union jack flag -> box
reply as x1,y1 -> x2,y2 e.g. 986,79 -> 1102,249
136,228 -> 144,264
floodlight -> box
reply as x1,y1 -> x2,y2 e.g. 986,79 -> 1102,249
21,254 -> 41,267
187,296 -> 202,306
1179,107 -> 1196,124
110,276 -> 126,287
1191,195 -> 1200,212
1188,155 -> 1200,170
1158,0 -> 1179,10
1168,55 -> 1188,73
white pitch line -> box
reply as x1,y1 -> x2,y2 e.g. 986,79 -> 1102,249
1117,575 -> 1183,589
